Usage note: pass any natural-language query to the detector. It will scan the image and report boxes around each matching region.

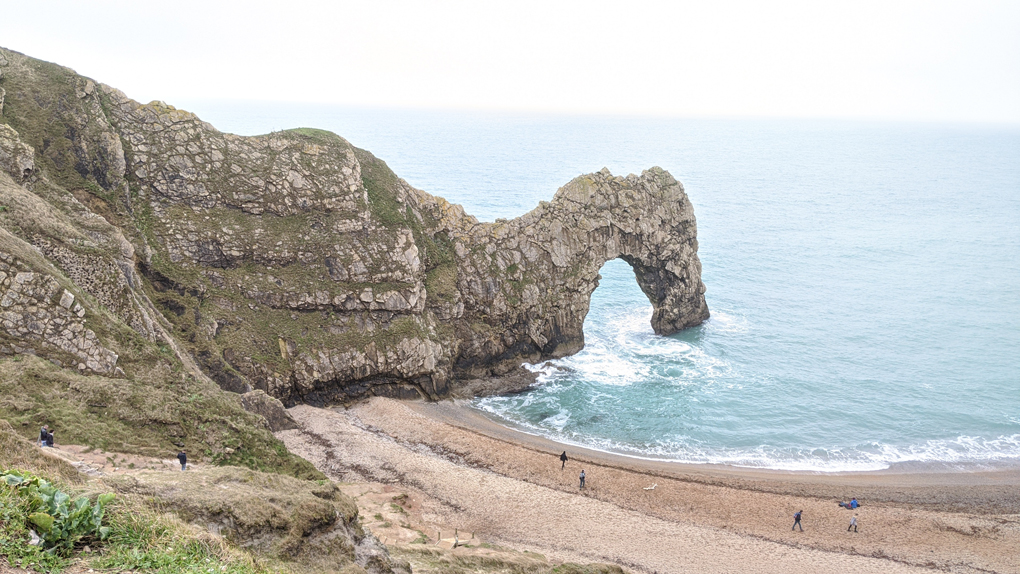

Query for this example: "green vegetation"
[0,422,260,573]
[0,420,382,574]
[1,470,113,553]
[358,151,407,228]
[0,481,258,574]
[282,127,347,145]
[0,469,255,574]
[0,50,111,195]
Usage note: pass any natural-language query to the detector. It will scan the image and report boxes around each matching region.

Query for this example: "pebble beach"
[278,397,1020,574]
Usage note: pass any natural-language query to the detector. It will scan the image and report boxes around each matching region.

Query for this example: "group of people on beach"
[561,451,587,489]
[561,449,863,534]
[793,498,861,533]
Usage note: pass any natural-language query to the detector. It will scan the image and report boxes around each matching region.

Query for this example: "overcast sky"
[3,0,1019,123]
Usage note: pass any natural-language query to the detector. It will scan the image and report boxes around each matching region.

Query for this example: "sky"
[2,0,1019,123]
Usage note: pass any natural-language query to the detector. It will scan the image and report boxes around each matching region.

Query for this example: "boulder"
[240,390,298,431]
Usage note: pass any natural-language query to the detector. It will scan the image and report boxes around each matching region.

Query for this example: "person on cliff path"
[792,510,803,531]
[560,451,568,470]
[848,515,858,532]
[39,425,49,447]
[579,469,586,489]
[177,451,187,471]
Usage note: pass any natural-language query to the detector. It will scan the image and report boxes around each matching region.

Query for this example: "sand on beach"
[277,397,1020,574]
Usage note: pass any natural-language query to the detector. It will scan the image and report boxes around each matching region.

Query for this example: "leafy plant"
[1,470,113,553]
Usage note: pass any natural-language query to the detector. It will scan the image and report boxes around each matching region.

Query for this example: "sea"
[180,101,1020,472]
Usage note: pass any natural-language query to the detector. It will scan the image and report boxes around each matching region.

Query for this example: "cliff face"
[0,46,708,409]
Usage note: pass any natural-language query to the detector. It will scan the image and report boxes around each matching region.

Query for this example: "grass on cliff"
[0,355,322,480]
[351,146,462,305]
[0,48,101,194]
[100,466,366,571]
[281,127,347,146]
[0,420,262,574]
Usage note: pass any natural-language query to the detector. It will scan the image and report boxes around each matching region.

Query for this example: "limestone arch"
[452,167,709,378]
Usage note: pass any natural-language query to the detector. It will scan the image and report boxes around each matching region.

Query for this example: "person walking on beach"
[848,515,858,532]
[792,510,803,531]
[579,469,586,489]
[177,450,187,471]
[560,451,568,470]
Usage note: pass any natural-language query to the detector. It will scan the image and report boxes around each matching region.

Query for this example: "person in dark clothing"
[39,425,49,447]
[792,510,803,531]
[560,451,568,470]
[579,469,586,489]
[45,430,54,448]
[177,451,187,471]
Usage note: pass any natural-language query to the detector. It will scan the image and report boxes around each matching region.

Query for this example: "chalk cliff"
[0,46,708,410]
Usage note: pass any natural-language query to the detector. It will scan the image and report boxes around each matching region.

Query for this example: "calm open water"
[182,101,1020,471]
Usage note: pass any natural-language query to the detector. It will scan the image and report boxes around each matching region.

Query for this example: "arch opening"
[581,258,657,349]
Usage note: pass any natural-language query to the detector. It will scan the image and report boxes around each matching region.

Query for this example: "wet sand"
[278,397,1020,574]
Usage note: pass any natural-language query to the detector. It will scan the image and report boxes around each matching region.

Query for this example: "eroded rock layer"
[0,46,708,406]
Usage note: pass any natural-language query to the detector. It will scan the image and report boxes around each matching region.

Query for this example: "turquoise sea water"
[183,101,1020,471]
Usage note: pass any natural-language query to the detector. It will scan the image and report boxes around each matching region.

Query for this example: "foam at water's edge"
[472,399,1020,472]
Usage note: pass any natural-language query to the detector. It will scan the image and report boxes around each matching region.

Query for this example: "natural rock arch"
[0,46,711,408]
[436,167,710,380]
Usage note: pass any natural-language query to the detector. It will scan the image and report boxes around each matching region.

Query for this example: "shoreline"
[416,399,1020,494]
[279,397,1020,573]
[467,398,1020,478]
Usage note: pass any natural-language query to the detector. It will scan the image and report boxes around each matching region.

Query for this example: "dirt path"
[277,399,1020,574]
[38,444,189,477]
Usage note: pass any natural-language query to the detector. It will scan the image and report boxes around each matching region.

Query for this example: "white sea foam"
[704,309,751,334]
[542,409,572,432]
[532,302,734,391]
[470,403,1020,472]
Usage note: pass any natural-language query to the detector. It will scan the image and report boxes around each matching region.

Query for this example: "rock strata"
[0,46,708,407]
[0,251,119,374]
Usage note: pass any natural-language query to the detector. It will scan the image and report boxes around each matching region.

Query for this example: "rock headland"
[0,45,708,409]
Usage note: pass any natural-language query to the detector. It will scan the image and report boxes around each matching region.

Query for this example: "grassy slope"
[0,355,319,478]
[0,420,263,574]
[0,47,320,479]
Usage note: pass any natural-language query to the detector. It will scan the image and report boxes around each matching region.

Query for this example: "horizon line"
[166,97,1020,130]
